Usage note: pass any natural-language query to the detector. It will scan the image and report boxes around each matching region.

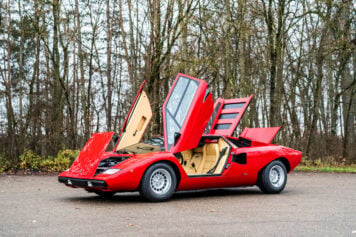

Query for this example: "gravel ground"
[0,172,355,237]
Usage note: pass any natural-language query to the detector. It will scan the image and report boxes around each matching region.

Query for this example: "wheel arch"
[139,160,181,191]
[257,157,290,185]
[276,157,291,172]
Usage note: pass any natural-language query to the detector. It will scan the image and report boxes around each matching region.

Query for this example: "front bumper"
[58,177,107,189]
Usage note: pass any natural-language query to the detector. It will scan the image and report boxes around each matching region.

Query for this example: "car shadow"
[173,187,262,200]
[59,187,266,204]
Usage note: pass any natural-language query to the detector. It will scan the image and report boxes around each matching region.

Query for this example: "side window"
[165,76,199,150]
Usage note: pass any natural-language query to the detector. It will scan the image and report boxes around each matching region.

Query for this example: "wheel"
[139,163,177,202]
[258,160,287,194]
[93,191,116,197]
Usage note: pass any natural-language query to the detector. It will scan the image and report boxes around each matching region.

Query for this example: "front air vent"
[95,157,128,176]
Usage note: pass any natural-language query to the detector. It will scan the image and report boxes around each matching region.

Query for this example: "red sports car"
[58,73,302,201]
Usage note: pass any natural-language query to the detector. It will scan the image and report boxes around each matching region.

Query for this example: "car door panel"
[163,74,214,153]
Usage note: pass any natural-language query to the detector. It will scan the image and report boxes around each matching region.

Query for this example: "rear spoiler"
[239,127,281,144]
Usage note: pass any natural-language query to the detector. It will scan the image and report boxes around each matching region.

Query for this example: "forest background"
[0,0,355,171]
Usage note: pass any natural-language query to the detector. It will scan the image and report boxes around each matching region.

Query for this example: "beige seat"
[181,150,194,174]
[213,138,229,174]
[181,147,204,175]
[181,150,192,163]
[198,143,220,174]
[180,139,229,175]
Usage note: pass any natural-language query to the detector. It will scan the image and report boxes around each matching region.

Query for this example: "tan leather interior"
[215,138,230,173]
[180,138,230,175]
[122,142,161,154]
[116,91,152,150]
[199,143,219,173]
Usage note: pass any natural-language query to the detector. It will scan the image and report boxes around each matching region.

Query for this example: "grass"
[295,157,356,173]
[295,165,356,173]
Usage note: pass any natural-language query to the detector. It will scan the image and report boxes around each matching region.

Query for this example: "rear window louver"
[214,123,231,130]
[218,113,239,119]
[222,102,245,109]
[214,102,246,130]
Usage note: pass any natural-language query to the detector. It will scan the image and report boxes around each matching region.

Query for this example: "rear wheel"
[139,163,177,202]
[258,160,287,194]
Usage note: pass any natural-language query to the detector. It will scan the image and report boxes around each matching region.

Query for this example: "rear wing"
[239,127,281,144]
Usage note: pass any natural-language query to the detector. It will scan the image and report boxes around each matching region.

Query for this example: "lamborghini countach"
[58,73,302,201]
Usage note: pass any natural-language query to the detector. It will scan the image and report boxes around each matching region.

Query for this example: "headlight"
[103,168,121,175]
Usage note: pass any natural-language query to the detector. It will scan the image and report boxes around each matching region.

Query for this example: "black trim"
[232,153,247,164]
[198,135,221,139]
[58,177,107,188]
[203,90,210,102]
[228,137,251,147]
[187,174,221,178]
[174,132,181,145]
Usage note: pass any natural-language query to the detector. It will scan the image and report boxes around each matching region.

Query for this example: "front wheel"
[258,160,287,194]
[139,163,177,202]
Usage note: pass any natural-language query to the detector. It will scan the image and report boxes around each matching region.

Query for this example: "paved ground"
[0,172,355,237]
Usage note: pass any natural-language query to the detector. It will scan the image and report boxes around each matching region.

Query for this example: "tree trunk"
[75,0,90,140]
[4,0,17,161]
[106,0,113,131]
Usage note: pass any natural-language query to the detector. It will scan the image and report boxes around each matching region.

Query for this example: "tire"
[258,160,287,194]
[93,191,116,197]
[139,163,177,202]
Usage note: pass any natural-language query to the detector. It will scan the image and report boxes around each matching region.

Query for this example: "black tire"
[258,160,287,194]
[93,191,116,197]
[139,163,177,202]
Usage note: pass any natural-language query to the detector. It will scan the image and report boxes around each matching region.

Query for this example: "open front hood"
[67,132,114,178]
[163,74,214,153]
